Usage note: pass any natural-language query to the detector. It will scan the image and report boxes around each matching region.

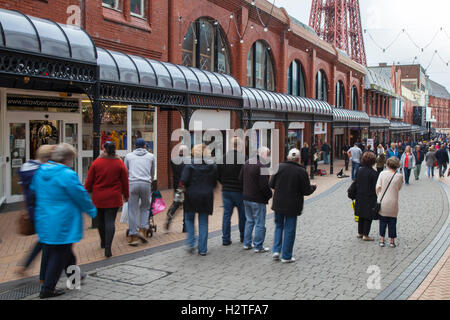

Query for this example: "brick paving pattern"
[16,164,449,300]
[0,161,348,284]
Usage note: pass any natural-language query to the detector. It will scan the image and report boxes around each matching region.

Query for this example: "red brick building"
[0,0,368,204]
[427,79,450,133]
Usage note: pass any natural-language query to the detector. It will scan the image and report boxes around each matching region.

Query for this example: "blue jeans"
[379,216,397,238]
[222,191,246,244]
[427,166,434,178]
[323,152,329,164]
[243,201,267,250]
[272,214,298,260]
[352,161,360,181]
[404,167,411,184]
[185,212,209,254]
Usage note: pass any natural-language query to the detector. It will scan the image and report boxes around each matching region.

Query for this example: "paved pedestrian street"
[16,171,450,300]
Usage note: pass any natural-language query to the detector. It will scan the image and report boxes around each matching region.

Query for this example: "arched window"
[335,80,345,108]
[315,70,328,101]
[351,86,358,110]
[182,18,231,74]
[247,41,275,91]
[288,60,306,97]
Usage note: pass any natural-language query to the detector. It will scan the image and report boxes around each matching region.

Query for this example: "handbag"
[347,180,357,200]
[120,202,129,224]
[17,211,35,236]
[374,171,397,217]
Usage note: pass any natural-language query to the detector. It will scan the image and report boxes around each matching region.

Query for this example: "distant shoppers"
[343,143,350,171]
[376,157,403,248]
[400,146,416,185]
[85,141,129,257]
[239,147,273,253]
[31,143,97,299]
[17,145,55,277]
[170,145,190,232]
[354,152,378,241]
[413,145,425,180]
[181,144,218,256]
[217,137,246,245]
[425,146,437,178]
[386,143,399,159]
[397,142,404,161]
[376,153,386,176]
[124,138,155,246]
[376,144,385,156]
[301,143,309,168]
[348,143,363,181]
[269,148,316,263]
[321,142,330,164]
[312,145,321,173]
[436,145,449,178]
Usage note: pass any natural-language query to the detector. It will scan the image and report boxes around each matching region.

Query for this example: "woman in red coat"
[85,141,129,257]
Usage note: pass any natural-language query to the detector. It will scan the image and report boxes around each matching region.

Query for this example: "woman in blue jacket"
[31,143,96,299]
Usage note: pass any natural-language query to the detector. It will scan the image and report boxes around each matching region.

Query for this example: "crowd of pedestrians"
[14,132,448,299]
[348,137,449,248]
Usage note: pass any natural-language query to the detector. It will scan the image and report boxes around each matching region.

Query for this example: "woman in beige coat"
[376,157,403,247]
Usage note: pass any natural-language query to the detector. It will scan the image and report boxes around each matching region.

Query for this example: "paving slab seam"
[375,182,450,300]
[0,178,352,298]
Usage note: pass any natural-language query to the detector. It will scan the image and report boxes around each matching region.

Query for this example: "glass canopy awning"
[0,8,97,87]
[332,108,370,128]
[369,116,391,128]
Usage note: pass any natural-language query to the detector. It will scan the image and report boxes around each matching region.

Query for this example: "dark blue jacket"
[436,149,449,164]
[18,160,41,221]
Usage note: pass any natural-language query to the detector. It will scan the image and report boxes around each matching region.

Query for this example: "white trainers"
[243,245,253,250]
[281,257,296,263]
[254,247,269,253]
[272,252,280,260]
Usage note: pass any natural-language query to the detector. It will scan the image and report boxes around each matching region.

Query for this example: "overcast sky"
[275,0,450,90]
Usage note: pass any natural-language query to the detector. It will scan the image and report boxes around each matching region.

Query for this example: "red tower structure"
[309,0,367,66]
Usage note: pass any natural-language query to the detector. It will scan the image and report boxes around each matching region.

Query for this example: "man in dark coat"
[217,137,246,245]
[321,142,330,164]
[269,148,316,263]
[413,145,425,180]
[436,146,449,177]
[355,152,378,241]
[239,147,272,253]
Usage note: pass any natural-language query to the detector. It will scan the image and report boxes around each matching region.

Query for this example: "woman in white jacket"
[400,146,415,185]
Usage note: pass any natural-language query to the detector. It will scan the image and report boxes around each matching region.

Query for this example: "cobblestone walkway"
[18,170,448,300]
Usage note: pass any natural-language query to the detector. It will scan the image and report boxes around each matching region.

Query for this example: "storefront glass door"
[6,113,81,203]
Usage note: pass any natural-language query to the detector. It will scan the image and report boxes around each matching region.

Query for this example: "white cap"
[287,148,300,160]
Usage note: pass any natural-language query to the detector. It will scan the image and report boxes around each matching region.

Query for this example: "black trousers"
[358,217,372,236]
[97,208,119,249]
[41,244,75,294]
[379,216,397,238]
[23,241,43,268]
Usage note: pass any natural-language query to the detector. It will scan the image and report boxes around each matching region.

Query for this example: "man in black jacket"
[436,146,449,177]
[413,145,425,180]
[269,148,316,263]
[217,138,246,245]
[239,146,272,253]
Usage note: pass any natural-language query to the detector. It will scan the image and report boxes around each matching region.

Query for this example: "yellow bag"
[352,201,359,222]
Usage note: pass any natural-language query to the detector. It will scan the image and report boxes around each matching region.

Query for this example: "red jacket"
[85,155,129,209]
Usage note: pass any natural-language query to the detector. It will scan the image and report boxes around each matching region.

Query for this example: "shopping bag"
[352,201,359,222]
[152,197,167,215]
[120,202,129,224]
[17,211,35,236]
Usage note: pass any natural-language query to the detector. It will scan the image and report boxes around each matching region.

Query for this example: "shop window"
[102,0,121,10]
[351,86,358,111]
[247,41,275,91]
[315,70,328,102]
[182,18,231,74]
[82,102,127,151]
[288,60,306,97]
[335,81,345,108]
[130,0,145,18]
[131,108,155,153]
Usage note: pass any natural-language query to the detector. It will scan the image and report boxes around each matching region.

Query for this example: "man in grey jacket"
[124,138,155,246]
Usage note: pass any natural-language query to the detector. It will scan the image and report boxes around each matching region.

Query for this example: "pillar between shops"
[310,120,315,179]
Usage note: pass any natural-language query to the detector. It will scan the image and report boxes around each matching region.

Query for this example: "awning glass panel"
[190,68,212,93]
[28,16,70,58]
[129,55,157,87]
[109,51,139,84]
[0,9,39,53]
[57,23,96,62]
[162,62,187,90]
[177,65,200,92]
[97,47,119,82]
[147,60,172,88]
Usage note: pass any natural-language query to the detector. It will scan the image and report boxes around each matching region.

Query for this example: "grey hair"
[258,146,270,159]
[51,143,77,164]
[287,148,301,161]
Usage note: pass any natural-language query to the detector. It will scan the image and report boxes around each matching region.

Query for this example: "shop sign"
[7,96,79,110]
[314,122,327,134]
[334,128,344,135]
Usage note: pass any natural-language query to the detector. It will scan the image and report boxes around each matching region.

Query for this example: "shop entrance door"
[5,112,81,203]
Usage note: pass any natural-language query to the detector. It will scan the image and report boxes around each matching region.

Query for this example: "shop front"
[0,9,97,204]
[390,121,412,143]
[287,122,305,150]
[369,116,390,147]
